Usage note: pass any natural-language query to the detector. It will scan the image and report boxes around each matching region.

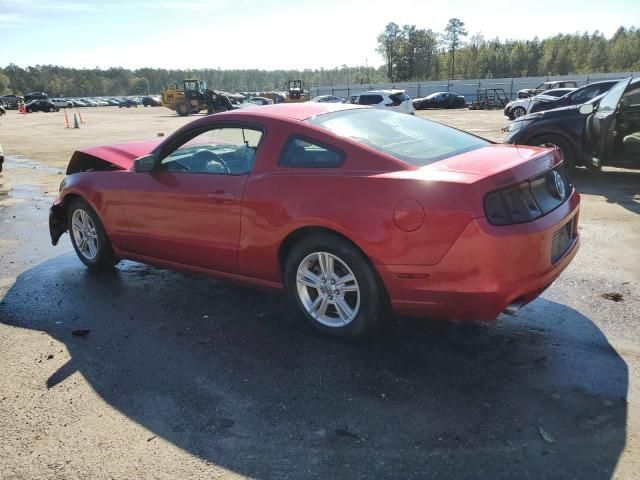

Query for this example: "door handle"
[208,191,235,202]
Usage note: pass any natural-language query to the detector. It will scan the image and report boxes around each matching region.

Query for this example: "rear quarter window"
[389,92,410,103]
[278,136,344,168]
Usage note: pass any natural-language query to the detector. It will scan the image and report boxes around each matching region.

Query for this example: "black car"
[141,95,161,107]
[413,92,465,109]
[0,94,24,109]
[118,98,140,108]
[24,92,48,102]
[25,99,59,113]
[505,78,640,170]
[529,80,620,114]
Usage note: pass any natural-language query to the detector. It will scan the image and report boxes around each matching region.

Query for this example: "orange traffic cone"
[64,109,70,128]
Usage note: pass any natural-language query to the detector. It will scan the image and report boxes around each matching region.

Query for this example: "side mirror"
[579,104,594,115]
[133,154,156,172]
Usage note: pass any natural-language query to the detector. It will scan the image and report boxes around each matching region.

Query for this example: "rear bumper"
[377,190,580,321]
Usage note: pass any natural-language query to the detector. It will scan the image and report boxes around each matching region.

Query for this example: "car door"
[587,78,632,163]
[120,125,263,273]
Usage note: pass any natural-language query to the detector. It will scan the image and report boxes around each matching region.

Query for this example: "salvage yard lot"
[1,107,639,479]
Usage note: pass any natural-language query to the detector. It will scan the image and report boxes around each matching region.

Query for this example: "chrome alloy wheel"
[71,209,98,260]
[296,252,360,327]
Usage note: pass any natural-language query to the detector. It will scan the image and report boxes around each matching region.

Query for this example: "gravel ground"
[0,106,638,479]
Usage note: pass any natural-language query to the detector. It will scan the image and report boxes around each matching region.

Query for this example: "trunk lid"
[424,144,561,188]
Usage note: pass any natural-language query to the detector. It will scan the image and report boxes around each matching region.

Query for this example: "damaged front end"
[49,200,67,246]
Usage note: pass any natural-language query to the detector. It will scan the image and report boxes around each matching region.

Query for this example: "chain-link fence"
[310,71,640,103]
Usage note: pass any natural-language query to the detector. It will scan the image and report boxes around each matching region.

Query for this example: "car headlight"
[507,119,533,132]
[59,177,68,192]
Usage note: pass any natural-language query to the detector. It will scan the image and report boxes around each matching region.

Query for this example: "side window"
[278,136,344,168]
[359,94,383,105]
[160,127,263,175]
[570,86,600,103]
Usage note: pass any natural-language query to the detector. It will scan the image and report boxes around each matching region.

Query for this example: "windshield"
[308,109,489,167]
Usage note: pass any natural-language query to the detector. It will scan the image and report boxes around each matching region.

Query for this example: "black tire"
[512,106,526,118]
[67,198,118,270]
[532,134,576,169]
[175,101,191,116]
[284,233,385,338]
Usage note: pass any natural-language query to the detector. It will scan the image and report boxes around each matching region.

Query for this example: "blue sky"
[0,0,637,70]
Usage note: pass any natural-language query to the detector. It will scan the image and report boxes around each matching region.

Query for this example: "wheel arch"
[527,131,580,166]
[278,226,386,286]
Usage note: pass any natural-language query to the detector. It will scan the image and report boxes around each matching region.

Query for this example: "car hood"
[76,139,163,170]
[519,103,582,121]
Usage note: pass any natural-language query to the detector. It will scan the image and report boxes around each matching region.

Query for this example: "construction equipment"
[285,80,306,103]
[468,89,509,110]
[161,79,207,116]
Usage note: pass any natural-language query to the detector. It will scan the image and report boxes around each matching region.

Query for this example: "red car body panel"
[52,103,580,320]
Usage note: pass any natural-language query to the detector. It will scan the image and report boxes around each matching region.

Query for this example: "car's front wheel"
[534,134,575,169]
[512,106,526,118]
[285,234,385,338]
[68,198,118,269]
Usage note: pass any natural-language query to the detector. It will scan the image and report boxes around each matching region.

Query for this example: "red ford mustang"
[50,103,580,337]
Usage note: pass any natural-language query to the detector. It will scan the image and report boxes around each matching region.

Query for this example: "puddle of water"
[4,155,63,174]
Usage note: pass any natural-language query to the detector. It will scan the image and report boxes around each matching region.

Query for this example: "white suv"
[345,89,414,114]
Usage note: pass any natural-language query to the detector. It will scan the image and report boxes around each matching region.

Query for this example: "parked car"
[141,95,162,107]
[413,92,466,109]
[25,99,59,113]
[0,94,24,109]
[80,98,98,107]
[504,88,575,119]
[71,99,87,107]
[529,80,620,114]
[310,95,344,103]
[251,96,272,106]
[118,98,139,108]
[106,98,121,106]
[50,98,73,109]
[93,98,109,106]
[49,103,579,338]
[518,80,578,99]
[24,92,48,102]
[345,90,414,114]
[505,78,639,170]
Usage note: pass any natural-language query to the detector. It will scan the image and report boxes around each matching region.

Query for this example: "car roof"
[362,89,404,95]
[197,102,366,123]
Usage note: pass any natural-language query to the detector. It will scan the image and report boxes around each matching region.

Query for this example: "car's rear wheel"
[512,106,526,118]
[285,234,385,338]
[68,198,118,270]
[533,134,575,169]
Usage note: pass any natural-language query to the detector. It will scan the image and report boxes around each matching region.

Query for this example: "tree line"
[0,65,386,97]
[1,24,639,97]
[378,22,640,81]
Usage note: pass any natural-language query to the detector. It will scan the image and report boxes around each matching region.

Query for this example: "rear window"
[308,108,489,167]
[389,92,410,103]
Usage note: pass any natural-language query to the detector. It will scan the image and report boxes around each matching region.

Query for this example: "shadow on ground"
[572,168,640,214]
[0,254,628,479]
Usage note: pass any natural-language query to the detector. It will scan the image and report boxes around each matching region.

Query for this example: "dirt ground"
[0,106,639,479]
